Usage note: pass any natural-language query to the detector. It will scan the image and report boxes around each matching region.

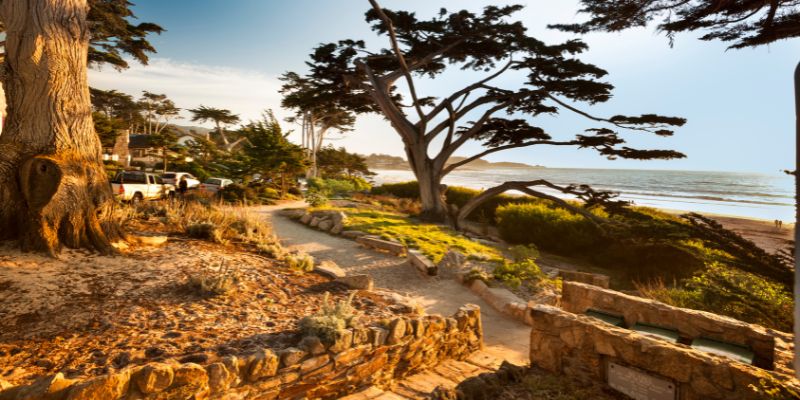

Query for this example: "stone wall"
[557,270,609,289]
[529,305,792,400]
[561,281,776,368]
[0,306,483,400]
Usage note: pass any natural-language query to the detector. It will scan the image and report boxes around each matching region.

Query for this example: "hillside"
[363,153,544,171]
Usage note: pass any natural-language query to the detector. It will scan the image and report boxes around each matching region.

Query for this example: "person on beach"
[774,219,783,229]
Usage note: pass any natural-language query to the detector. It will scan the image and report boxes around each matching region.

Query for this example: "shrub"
[188,261,240,296]
[305,192,329,207]
[496,203,600,253]
[286,253,315,273]
[186,222,225,243]
[371,181,420,198]
[218,183,253,203]
[637,263,793,331]
[258,243,285,260]
[308,177,371,197]
[508,244,540,263]
[287,187,302,196]
[298,292,360,344]
[463,267,493,285]
[493,259,543,289]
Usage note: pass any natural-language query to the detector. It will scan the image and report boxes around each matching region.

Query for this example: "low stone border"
[355,235,407,257]
[407,250,437,276]
[529,304,797,400]
[459,277,533,326]
[556,269,610,289]
[0,306,484,400]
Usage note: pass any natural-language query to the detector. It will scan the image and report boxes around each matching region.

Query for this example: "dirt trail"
[254,202,530,365]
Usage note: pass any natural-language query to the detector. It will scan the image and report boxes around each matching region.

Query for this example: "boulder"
[309,217,322,227]
[328,329,354,353]
[279,347,307,367]
[299,213,312,224]
[299,336,327,355]
[408,250,437,276]
[247,349,279,382]
[335,274,374,290]
[315,260,346,279]
[330,222,344,235]
[172,363,208,388]
[317,219,333,231]
[438,250,466,271]
[357,235,406,256]
[341,230,367,239]
[133,363,174,394]
[66,371,130,400]
[205,363,235,393]
[386,318,407,344]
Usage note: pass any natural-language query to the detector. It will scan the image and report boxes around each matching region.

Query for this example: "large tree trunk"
[407,145,447,222]
[0,0,121,256]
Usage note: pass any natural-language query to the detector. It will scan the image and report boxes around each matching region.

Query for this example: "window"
[206,179,221,185]
[162,173,176,179]
[148,175,156,184]
[117,172,146,184]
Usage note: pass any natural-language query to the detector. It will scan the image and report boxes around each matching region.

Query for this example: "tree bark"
[0,0,121,256]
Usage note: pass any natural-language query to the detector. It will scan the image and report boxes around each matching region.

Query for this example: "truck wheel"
[131,192,144,206]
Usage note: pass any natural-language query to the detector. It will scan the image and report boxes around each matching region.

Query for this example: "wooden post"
[794,60,800,378]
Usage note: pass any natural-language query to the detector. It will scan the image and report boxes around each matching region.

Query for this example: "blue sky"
[88,0,800,174]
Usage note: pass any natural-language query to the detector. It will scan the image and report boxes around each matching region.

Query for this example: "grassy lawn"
[313,206,502,263]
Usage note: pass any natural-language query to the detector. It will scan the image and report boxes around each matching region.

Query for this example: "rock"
[407,250,437,276]
[299,213,312,224]
[329,329,354,353]
[66,371,130,400]
[299,355,331,374]
[387,318,407,344]
[330,222,344,235]
[299,336,327,355]
[341,230,367,239]
[317,219,333,231]
[369,327,389,347]
[329,211,347,226]
[133,363,174,394]
[11,373,75,400]
[335,274,374,290]
[309,217,323,227]
[356,235,406,256]
[437,249,466,271]
[247,349,279,381]
[279,347,307,367]
[315,260,346,279]
[173,363,208,388]
[557,270,610,289]
[205,363,234,393]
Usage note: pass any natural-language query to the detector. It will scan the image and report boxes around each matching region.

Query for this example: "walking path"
[253,202,530,366]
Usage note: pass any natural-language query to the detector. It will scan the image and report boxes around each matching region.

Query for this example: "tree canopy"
[189,105,242,149]
[316,146,373,178]
[87,0,164,69]
[550,0,800,49]
[300,1,686,221]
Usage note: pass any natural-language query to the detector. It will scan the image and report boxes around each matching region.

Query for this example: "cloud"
[88,58,286,127]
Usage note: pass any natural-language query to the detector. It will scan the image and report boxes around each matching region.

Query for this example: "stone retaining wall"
[557,270,609,288]
[529,305,791,400]
[561,281,776,368]
[0,306,483,400]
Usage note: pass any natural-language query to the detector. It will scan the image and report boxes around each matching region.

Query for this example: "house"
[102,130,163,168]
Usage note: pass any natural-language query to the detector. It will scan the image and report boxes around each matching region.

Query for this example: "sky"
[88,0,800,174]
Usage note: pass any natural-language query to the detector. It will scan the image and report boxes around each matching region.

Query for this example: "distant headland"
[363,153,545,171]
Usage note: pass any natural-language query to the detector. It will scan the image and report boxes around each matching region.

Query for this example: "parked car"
[161,172,200,189]
[199,178,234,194]
[111,171,175,203]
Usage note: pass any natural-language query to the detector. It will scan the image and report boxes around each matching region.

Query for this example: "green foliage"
[188,261,240,296]
[508,244,540,263]
[463,267,493,285]
[257,243,285,260]
[286,253,315,273]
[308,177,371,197]
[305,192,329,207]
[638,263,793,331]
[316,146,373,178]
[493,259,543,289]
[322,207,501,263]
[371,181,420,199]
[299,292,360,344]
[85,0,164,69]
[496,203,601,253]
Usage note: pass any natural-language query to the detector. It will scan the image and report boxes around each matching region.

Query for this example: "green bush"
[186,222,225,243]
[307,177,370,197]
[218,184,253,203]
[188,261,240,296]
[493,259,543,288]
[496,203,600,253]
[286,253,315,273]
[305,192,329,207]
[371,181,420,198]
[638,263,793,332]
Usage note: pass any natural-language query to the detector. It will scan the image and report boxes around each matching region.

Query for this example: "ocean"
[370,168,796,222]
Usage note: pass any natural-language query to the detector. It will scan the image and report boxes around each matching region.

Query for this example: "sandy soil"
[0,237,394,386]
[708,215,794,254]
[255,202,531,366]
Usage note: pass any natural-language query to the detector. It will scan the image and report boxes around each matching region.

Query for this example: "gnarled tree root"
[13,153,122,257]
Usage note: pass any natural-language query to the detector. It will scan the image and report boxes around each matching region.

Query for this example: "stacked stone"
[0,306,483,400]
[298,210,348,235]
[529,304,795,400]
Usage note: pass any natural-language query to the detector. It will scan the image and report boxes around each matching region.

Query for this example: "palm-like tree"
[188,105,241,149]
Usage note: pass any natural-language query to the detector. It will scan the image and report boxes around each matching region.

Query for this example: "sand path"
[253,202,530,365]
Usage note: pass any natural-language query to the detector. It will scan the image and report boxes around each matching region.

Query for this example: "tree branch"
[454,179,609,230]
[369,0,427,134]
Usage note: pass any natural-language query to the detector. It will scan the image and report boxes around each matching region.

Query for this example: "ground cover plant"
[311,206,502,263]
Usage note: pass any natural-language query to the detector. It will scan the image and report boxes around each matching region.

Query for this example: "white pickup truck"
[111,171,176,204]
